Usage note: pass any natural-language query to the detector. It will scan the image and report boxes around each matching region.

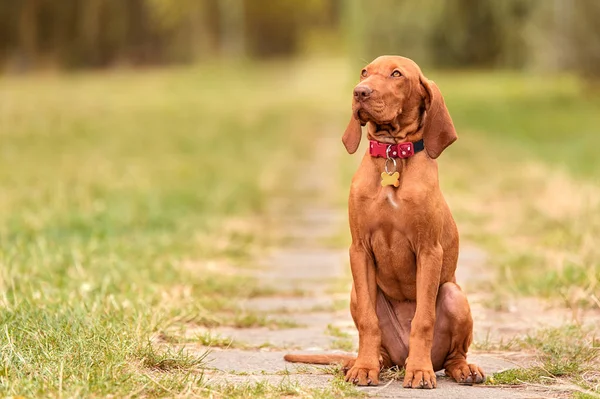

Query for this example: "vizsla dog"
[284,56,484,389]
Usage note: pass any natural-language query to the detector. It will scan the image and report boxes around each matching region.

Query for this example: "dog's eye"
[391,70,402,78]
[361,69,368,77]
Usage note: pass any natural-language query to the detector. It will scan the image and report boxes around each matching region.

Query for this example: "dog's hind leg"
[376,284,484,384]
[435,282,485,384]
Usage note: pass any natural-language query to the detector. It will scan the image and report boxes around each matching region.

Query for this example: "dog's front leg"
[403,244,443,389]
[345,244,381,386]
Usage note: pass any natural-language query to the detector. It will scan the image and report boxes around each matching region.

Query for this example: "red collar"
[369,139,425,158]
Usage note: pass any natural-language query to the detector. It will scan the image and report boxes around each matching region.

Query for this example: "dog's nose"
[353,85,372,101]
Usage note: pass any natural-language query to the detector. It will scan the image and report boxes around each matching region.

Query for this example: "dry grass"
[442,134,600,309]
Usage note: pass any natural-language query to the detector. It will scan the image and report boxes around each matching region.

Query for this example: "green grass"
[488,367,550,385]
[325,324,355,352]
[205,375,363,399]
[0,60,349,397]
[438,71,600,179]
[434,72,600,306]
[485,325,599,395]
[2,58,600,396]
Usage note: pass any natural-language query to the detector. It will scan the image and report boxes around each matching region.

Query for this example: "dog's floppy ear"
[419,76,457,159]
[342,115,362,154]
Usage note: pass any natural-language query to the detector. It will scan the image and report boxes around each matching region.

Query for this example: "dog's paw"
[403,363,436,389]
[446,362,485,385]
[344,363,380,386]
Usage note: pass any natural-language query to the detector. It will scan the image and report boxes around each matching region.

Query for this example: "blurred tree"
[342,0,365,66]
[357,0,442,65]
[146,0,214,62]
[351,0,533,69]
[431,0,503,68]
[18,0,39,70]
[490,0,535,69]
[0,0,598,80]
[244,0,332,57]
[218,0,245,58]
[568,0,600,80]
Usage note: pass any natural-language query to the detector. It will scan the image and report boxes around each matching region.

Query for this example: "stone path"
[171,135,592,398]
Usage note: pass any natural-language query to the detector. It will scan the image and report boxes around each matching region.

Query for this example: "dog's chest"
[358,187,421,299]
[359,186,418,231]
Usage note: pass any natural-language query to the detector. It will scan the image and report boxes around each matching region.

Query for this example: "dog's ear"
[342,115,363,154]
[419,76,457,159]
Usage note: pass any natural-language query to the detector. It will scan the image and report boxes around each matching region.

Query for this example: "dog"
[284,56,484,389]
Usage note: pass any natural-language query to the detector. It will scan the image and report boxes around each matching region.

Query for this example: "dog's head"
[342,56,457,159]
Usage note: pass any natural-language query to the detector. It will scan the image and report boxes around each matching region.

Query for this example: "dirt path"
[175,134,586,398]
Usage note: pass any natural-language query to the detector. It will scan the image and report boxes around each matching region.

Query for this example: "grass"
[440,74,600,308]
[1,57,600,396]
[488,367,551,385]
[325,324,355,352]
[380,366,405,381]
[485,325,599,395]
[204,375,363,399]
[439,97,600,306]
[140,344,209,372]
[438,72,600,179]
[434,71,600,307]
[0,59,349,397]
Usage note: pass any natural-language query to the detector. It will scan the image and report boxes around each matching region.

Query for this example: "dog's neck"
[364,108,429,190]
[365,104,424,144]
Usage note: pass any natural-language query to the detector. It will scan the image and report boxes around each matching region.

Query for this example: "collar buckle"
[369,139,423,159]
[397,142,414,158]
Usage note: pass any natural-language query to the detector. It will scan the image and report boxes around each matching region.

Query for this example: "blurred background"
[1,0,599,77]
[1,1,600,397]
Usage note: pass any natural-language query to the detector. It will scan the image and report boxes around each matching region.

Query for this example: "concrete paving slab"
[200,349,550,398]
[162,135,585,398]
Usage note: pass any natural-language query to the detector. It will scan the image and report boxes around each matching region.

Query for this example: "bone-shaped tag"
[381,171,400,187]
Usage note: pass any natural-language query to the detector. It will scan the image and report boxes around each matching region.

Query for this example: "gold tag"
[381,171,400,187]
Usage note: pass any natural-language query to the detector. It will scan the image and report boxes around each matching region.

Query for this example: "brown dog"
[284,56,485,389]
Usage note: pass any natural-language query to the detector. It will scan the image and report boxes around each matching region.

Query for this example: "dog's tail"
[283,353,355,365]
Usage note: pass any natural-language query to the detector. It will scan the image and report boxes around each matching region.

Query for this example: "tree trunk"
[18,0,38,70]
[218,0,245,59]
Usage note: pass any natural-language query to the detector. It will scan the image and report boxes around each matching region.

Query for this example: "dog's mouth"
[356,107,394,124]
[355,103,400,132]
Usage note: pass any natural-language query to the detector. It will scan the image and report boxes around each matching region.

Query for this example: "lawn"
[437,71,600,308]
[0,60,349,397]
[0,58,598,397]
[439,71,600,179]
